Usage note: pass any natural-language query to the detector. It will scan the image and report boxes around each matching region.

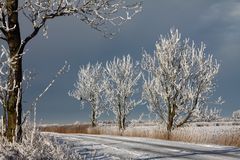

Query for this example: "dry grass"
[169,126,240,147]
[39,123,91,134]
[86,126,169,139]
[40,123,240,147]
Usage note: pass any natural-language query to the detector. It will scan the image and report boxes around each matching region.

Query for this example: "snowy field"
[46,132,240,160]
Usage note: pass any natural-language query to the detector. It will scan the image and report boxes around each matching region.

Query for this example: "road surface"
[48,133,240,160]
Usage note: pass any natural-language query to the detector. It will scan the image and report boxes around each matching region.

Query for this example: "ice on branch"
[0,45,17,102]
[104,55,142,131]
[18,0,142,39]
[32,61,70,108]
[141,29,220,133]
[69,62,105,127]
[196,106,222,122]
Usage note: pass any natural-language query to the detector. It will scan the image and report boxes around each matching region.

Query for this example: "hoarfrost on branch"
[141,29,220,132]
[104,55,142,130]
[69,62,105,127]
[0,0,142,44]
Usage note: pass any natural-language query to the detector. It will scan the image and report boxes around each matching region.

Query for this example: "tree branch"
[0,35,7,41]
[0,8,8,37]
[20,19,46,52]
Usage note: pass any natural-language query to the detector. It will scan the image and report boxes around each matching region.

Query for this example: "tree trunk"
[166,103,177,140]
[122,115,126,130]
[6,0,23,142]
[167,115,174,132]
[167,108,173,139]
[118,115,122,130]
[3,105,7,136]
[91,110,97,127]
[118,114,126,131]
[117,100,122,131]
[166,122,172,140]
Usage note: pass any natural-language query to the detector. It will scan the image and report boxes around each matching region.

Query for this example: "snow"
[45,132,240,160]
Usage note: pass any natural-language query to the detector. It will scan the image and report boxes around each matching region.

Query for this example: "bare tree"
[104,55,141,131]
[69,63,105,127]
[142,29,220,134]
[0,0,142,141]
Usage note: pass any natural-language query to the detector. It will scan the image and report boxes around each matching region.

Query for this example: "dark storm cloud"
[1,0,239,123]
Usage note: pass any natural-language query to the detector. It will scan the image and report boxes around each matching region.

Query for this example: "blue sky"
[1,0,240,124]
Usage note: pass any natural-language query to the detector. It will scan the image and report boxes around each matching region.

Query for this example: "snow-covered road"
[47,133,240,160]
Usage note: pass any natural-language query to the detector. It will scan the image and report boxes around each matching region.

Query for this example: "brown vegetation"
[39,124,91,134]
[39,124,240,147]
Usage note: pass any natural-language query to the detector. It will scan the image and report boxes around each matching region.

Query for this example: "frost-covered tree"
[232,109,240,120]
[0,45,16,135]
[197,106,222,122]
[104,55,141,131]
[69,63,105,127]
[0,0,142,141]
[0,45,35,136]
[142,29,220,133]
